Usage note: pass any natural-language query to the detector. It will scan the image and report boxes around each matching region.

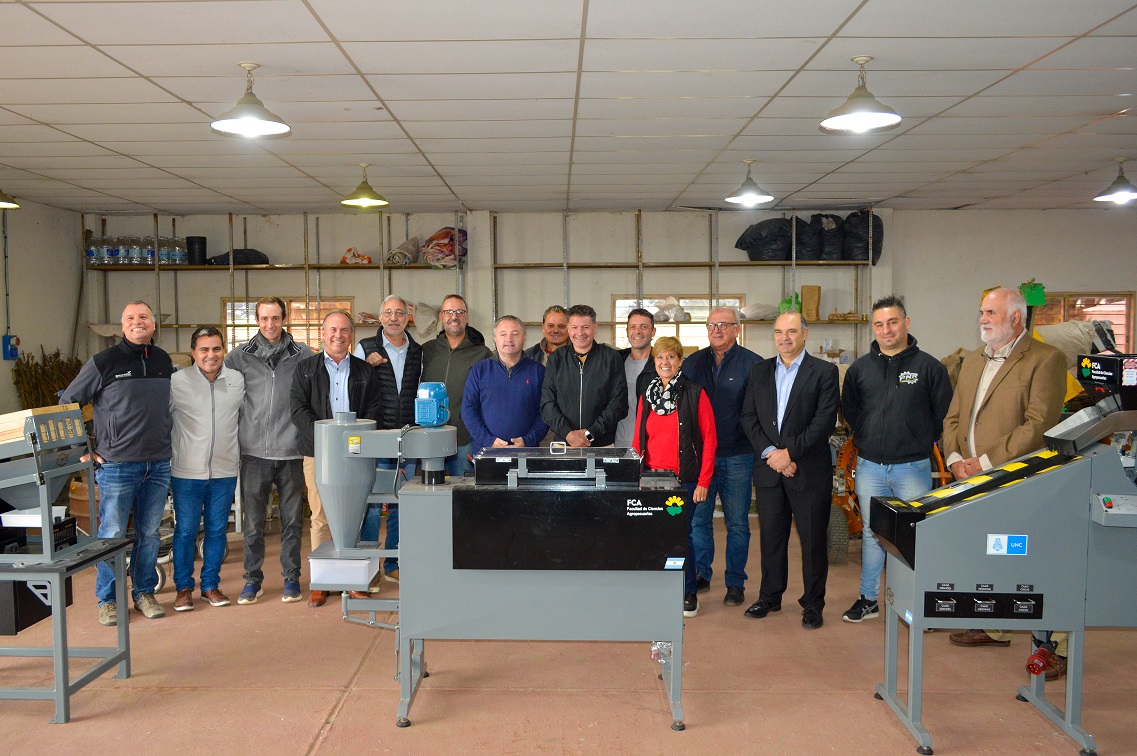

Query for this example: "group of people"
[64,286,1071,679]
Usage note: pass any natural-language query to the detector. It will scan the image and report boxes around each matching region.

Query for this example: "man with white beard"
[939,286,1068,679]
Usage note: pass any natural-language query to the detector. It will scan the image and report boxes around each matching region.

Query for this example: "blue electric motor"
[415,381,450,427]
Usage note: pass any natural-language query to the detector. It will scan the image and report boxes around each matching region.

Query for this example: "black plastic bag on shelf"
[207,248,270,265]
[811,213,845,260]
[795,216,821,261]
[842,210,883,264]
[735,218,791,261]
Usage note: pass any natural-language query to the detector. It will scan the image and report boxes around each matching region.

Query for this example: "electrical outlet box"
[1,335,19,360]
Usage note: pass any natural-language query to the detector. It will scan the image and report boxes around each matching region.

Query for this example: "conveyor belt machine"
[872,353,1137,755]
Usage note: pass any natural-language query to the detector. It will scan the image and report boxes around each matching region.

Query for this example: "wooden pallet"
[0,404,82,444]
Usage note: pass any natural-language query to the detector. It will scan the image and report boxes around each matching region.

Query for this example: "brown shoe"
[201,589,231,607]
[174,588,194,612]
[1045,654,1068,682]
[949,629,1011,647]
[307,590,329,607]
[347,591,370,599]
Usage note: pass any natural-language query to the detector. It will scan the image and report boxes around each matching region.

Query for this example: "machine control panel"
[1091,493,1137,528]
[923,591,1044,620]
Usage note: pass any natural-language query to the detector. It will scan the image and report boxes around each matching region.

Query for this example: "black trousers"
[755,479,831,612]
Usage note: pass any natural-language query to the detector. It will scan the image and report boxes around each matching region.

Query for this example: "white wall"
[0,201,83,412]
[892,210,1137,360]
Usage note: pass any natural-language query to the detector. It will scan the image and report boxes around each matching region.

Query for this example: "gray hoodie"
[224,332,313,459]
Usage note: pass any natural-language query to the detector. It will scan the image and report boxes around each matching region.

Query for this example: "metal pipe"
[635,209,643,307]
[303,212,310,346]
[315,216,321,328]
[490,211,498,322]
[561,210,569,306]
[3,210,10,337]
[228,213,235,340]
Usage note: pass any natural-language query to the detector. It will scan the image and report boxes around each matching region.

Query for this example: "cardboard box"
[801,285,821,322]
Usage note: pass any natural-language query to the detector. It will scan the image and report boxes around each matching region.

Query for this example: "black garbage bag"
[811,213,845,260]
[795,216,821,261]
[736,218,791,261]
[208,248,271,265]
[843,210,883,264]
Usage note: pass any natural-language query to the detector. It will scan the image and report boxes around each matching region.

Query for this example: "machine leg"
[661,634,684,730]
[396,636,425,727]
[48,576,69,724]
[1015,630,1096,754]
[875,609,934,754]
[114,548,131,679]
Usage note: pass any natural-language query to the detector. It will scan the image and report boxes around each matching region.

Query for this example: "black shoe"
[696,576,711,594]
[802,608,824,629]
[723,586,745,606]
[842,596,880,623]
[744,599,781,618]
[683,593,698,618]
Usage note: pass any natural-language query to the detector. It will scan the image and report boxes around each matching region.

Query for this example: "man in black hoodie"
[840,295,952,623]
[62,301,173,626]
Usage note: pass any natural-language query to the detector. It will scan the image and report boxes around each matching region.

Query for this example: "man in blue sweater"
[464,315,548,450]
[683,306,763,607]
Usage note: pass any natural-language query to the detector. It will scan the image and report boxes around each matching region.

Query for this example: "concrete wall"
[2,204,1132,414]
[0,201,83,412]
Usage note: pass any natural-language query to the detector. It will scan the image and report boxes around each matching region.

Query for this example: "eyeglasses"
[706,322,738,331]
[381,310,407,318]
[441,309,468,316]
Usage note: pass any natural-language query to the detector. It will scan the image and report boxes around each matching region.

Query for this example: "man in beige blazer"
[941,286,1068,678]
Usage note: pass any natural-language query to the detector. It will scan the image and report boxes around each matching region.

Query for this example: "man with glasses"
[522,305,569,367]
[354,294,422,582]
[421,294,492,476]
[614,308,657,448]
[541,303,627,448]
[683,307,762,607]
[225,296,313,606]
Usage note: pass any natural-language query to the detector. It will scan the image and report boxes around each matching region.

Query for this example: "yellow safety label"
[1001,461,1028,471]
[348,435,362,454]
[1036,449,1059,459]
[928,506,951,514]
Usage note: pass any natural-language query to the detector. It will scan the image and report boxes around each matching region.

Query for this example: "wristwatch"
[583,430,594,443]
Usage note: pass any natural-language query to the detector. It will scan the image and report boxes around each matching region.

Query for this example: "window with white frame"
[612,296,744,352]
[222,297,354,351]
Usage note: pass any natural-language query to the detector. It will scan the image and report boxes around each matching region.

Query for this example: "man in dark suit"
[740,311,840,629]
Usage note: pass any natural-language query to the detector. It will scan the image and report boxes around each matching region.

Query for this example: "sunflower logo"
[1080,356,1093,379]
[665,495,684,516]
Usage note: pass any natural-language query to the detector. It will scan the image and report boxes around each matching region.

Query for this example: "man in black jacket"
[291,310,384,606]
[840,296,952,623]
[740,311,840,629]
[353,294,422,580]
[541,304,628,447]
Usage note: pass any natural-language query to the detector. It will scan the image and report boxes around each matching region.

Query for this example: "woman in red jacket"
[632,336,717,618]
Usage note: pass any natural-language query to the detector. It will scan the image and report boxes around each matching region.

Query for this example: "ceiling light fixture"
[819,56,902,135]
[725,160,774,207]
[1093,158,1137,205]
[0,190,19,209]
[341,163,389,208]
[210,62,291,139]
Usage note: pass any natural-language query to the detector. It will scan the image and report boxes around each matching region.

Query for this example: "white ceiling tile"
[366,73,578,101]
[583,38,823,72]
[260,139,420,156]
[572,163,708,175]
[983,69,1137,96]
[284,121,409,140]
[34,1,329,45]
[946,94,1133,118]
[0,124,82,142]
[572,150,720,164]
[9,102,209,125]
[859,148,1016,162]
[416,137,572,153]
[430,151,570,166]
[577,98,766,119]
[343,41,580,75]
[580,71,792,98]
[407,120,572,139]
[586,0,860,37]
[309,0,583,41]
[1032,37,1137,70]
[391,99,575,121]
[575,118,747,138]
[878,133,1047,150]
[1091,9,1137,35]
[1074,114,1137,134]
[160,75,376,105]
[274,101,391,122]
[0,77,177,104]
[781,69,1009,98]
[573,135,732,152]
[913,116,1095,135]
[760,95,966,119]
[809,37,1069,71]
[839,0,1136,36]
[61,123,216,142]
[0,46,139,78]
[0,4,85,45]
[102,43,353,78]
[731,134,886,151]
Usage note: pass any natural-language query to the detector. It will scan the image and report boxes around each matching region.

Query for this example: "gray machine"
[311,414,688,731]
[871,353,1137,755]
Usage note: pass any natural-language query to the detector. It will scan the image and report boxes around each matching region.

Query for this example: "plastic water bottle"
[104,237,122,265]
[144,237,156,265]
[158,237,173,266]
[85,236,100,267]
[173,237,188,265]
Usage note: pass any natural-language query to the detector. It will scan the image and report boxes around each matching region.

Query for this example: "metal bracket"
[27,581,52,607]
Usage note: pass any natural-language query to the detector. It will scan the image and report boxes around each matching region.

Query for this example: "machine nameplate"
[1017,584,1034,592]
[937,582,954,590]
[976,583,994,591]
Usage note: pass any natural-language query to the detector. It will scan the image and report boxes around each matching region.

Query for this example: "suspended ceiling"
[0,0,1134,215]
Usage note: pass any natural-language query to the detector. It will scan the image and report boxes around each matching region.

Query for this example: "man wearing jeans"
[683,306,762,607]
[61,301,173,625]
[224,296,313,606]
[840,296,952,623]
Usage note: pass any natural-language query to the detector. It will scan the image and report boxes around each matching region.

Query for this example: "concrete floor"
[2,518,1136,755]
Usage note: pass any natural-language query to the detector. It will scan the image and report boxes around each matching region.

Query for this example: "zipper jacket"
[841,335,953,465]
[684,342,763,457]
[61,338,173,462]
[224,332,314,459]
[169,364,245,480]
[540,341,628,447]
[421,327,493,446]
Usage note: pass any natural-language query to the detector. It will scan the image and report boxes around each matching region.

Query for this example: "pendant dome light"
[0,190,19,209]
[341,163,389,208]
[820,56,902,135]
[725,160,774,207]
[210,62,291,139]
[1093,159,1137,205]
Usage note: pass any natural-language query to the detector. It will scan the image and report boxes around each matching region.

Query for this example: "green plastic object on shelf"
[778,293,802,313]
[1019,278,1047,307]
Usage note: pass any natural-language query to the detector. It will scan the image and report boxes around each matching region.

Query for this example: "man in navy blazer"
[740,311,840,629]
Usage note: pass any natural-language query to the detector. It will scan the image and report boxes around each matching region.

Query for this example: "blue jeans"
[855,457,933,600]
[694,452,754,588]
[445,442,474,477]
[171,476,237,593]
[361,459,415,571]
[94,459,171,604]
